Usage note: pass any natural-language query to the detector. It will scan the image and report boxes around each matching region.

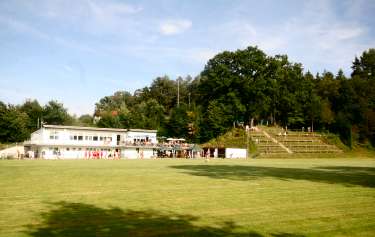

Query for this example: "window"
[93,136,98,141]
[74,135,78,140]
[66,148,70,151]
[49,131,59,140]
[78,136,83,140]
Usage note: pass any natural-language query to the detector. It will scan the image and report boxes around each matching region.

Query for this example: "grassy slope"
[202,128,248,148]
[0,158,374,237]
[202,127,375,158]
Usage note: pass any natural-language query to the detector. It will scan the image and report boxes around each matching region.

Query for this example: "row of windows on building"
[48,131,113,142]
[69,135,113,142]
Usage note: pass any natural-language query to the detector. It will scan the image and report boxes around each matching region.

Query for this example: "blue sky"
[0,0,374,115]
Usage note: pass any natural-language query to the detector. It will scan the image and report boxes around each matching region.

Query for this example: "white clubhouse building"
[24,125,158,159]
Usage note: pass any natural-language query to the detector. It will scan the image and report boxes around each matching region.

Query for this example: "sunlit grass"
[0,158,374,236]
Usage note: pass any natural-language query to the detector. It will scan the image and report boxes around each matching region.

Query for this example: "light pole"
[188,92,191,109]
[177,78,180,108]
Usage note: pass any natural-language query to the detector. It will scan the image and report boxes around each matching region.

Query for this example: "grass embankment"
[202,128,249,148]
[202,127,375,158]
[0,158,374,237]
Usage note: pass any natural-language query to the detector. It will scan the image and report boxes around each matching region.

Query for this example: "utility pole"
[188,92,191,109]
[177,78,180,107]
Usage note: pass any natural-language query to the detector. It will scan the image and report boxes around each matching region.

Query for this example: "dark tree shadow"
[271,234,305,237]
[24,202,264,237]
[170,165,375,188]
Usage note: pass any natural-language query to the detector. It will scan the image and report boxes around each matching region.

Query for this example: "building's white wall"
[40,147,56,159]
[34,128,157,147]
[30,130,42,144]
[142,149,154,159]
[38,129,124,147]
[121,148,155,159]
[0,145,24,158]
[123,148,138,159]
[28,127,157,159]
[60,148,85,159]
[225,148,247,158]
[39,146,116,159]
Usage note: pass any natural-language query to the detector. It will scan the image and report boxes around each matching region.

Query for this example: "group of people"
[157,148,195,158]
[124,139,155,146]
[84,150,120,159]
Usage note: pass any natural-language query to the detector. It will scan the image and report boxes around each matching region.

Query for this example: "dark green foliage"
[0,47,374,147]
[0,100,73,143]
[19,99,43,133]
[0,104,29,142]
[96,111,122,128]
[94,76,192,136]
[76,114,94,127]
[42,101,73,125]
[194,47,375,146]
[165,104,189,138]
[352,48,375,81]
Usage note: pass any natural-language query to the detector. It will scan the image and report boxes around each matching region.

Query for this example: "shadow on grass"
[25,201,265,237]
[170,165,375,188]
[271,234,305,237]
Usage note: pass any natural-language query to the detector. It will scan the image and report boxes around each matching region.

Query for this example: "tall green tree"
[0,103,30,142]
[43,101,72,125]
[352,48,375,81]
[77,114,94,127]
[19,99,43,132]
[165,104,189,138]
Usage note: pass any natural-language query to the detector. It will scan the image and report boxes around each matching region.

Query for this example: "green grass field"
[0,158,374,237]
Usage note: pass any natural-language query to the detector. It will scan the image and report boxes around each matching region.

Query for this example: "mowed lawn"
[0,158,374,237]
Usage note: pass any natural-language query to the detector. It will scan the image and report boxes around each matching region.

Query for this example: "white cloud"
[63,65,74,72]
[18,0,143,35]
[0,15,97,54]
[331,26,364,41]
[96,1,143,15]
[205,20,288,55]
[159,19,192,35]
[207,0,370,74]
[39,0,143,19]
[86,0,142,24]
[0,15,50,40]
[123,45,217,65]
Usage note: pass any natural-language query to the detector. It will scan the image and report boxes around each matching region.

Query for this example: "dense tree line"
[0,100,93,143]
[196,47,375,147]
[94,47,375,147]
[1,46,374,148]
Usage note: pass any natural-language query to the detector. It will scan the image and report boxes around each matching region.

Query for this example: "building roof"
[42,125,157,133]
[128,129,158,133]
